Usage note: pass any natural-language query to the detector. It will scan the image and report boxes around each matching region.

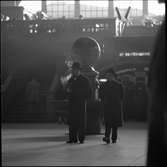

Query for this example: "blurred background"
[1,0,165,124]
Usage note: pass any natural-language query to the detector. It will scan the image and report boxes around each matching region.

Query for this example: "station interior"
[1,0,166,166]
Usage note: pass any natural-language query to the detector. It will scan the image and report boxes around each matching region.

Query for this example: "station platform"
[2,122,148,166]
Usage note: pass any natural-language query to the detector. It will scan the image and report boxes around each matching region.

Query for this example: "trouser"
[69,123,85,142]
[27,102,38,113]
[105,123,118,141]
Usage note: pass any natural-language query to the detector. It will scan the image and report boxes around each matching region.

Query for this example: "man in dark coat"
[66,62,92,144]
[99,68,124,144]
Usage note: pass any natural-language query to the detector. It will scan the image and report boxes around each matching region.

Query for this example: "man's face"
[72,68,80,76]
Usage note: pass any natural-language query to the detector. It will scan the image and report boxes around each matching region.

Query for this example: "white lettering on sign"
[119,52,151,57]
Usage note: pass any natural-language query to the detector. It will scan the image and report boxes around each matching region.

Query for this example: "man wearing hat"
[99,68,124,144]
[66,62,92,144]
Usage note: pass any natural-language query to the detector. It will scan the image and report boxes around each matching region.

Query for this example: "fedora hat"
[72,62,81,70]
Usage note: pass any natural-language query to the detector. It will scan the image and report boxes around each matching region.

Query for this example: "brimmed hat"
[72,62,81,70]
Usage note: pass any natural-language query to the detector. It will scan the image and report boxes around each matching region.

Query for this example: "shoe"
[79,140,84,144]
[103,137,110,144]
[112,140,116,144]
[73,140,78,144]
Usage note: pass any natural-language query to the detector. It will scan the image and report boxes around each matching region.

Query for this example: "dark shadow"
[101,143,112,146]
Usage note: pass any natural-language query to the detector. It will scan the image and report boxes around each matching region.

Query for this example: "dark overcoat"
[99,80,124,127]
[66,74,92,126]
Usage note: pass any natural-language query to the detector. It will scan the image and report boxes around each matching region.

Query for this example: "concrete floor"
[2,122,148,166]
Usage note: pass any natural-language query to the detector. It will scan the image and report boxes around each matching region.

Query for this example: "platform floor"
[2,122,148,166]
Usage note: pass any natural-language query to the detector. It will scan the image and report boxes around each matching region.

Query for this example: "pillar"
[71,37,102,134]
[41,0,47,13]
[75,0,80,18]
[108,0,114,18]
[15,1,22,6]
[143,0,148,16]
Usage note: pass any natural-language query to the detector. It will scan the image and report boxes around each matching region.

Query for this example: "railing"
[122,25,160,36]
[1,18,160,39]
[1,18,119,36]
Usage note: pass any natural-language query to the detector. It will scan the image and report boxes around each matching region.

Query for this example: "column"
[108,0,114,18]
[15,1,22,6]
[71,37,102,134]
[41,0,47,13]
[75,0,80,18]
[143,0,148,16]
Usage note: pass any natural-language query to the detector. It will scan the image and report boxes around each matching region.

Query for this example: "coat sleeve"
[65,78,72,99]
[99,83,105,100]
[82,78,92,100]
[119,83,124,101]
